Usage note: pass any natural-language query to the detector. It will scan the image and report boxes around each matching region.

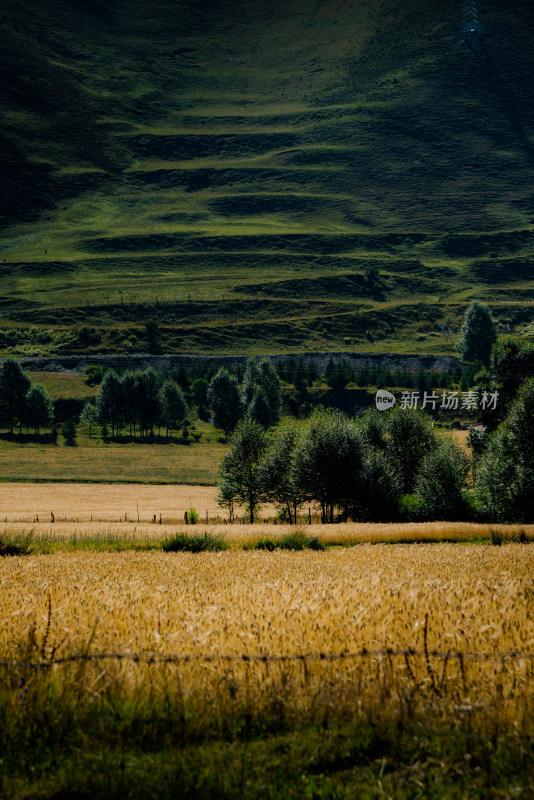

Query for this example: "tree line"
[219,368,534,525]
[85,368,188,438]
[218,406,471,524]
[217,302,534,524]
[0,359,54,434]
[83,357,283,439]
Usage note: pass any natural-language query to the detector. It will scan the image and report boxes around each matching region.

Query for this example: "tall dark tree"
[476,377,534,522]
[292,408,363,523]
[96,370,124,437]
[191,378,209,407]
[159,381,187,437]
[359,449,402,522]
[120,370,138,436]
[258,425,304,524]
[0,359,31,433]
[62,419,77,446]
[135,368,161,436]
[415,439,469,520]
[80,401,99,438]
[456,300,497,366]
[241,357,260,410]
[218,418,268,523]
[241,357,281,428]
[207,368,242,438]
[246,388,272,428]
[384,408,438,494]
[23,384,54,434]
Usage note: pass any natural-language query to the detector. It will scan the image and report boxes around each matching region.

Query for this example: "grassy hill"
[1,0,534,356]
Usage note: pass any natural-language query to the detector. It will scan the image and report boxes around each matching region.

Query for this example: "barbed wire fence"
[2,646,534,672]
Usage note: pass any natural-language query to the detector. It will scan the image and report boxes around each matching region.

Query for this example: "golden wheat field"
[0,482,229,523]
[1,482,533,547]
[2,546,533,732]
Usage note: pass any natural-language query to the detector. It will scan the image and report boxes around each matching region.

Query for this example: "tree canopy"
[456,300,497,366]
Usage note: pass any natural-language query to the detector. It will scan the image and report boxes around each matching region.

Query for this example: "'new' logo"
[375,389,396,411]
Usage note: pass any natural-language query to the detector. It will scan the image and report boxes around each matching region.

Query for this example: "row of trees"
[219,371,534,524]
[85,368,188,438]
[0,359,53,434]
[218,407,470,524]
[83,357,282,439]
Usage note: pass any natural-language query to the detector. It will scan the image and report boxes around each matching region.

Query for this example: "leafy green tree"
[359,449,402,521]
[80,401,99,438]
[246,387,272,428]
[120,370,138,436]
[62,419,77,446]
[96,370,124,437]
[478,337,534,429]
[241,357,260,409]
[217,476,239,523]
[415,439,469,520]
[134,368,161,436]
[384,408,438,494]
[456,300,497,366]
[207,368,242,438]
[256,359,282,426]
[258,425,304,525]
[24,384,54,434]
[218,418,268,523]
[292,408,363,523]
[0,359,31,433]
[159,381,187,437]
[359,409,387,450]
[84,365,104,386]
[241,357,281,428]
[191,378,209,407]
[476,377,534,521]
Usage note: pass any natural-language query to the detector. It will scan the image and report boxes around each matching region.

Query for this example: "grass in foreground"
[1,702,532,799]
[1,545,532,797]
[0,522,532,554]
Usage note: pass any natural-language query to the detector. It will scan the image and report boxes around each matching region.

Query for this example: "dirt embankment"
[9,352,459,376]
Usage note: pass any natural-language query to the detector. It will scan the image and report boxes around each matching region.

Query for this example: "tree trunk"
[249,491,254,524]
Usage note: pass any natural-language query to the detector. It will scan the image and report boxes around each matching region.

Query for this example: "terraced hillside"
[1,0,534,355]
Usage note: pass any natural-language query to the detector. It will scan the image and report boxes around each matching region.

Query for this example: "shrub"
[0,533,32,556]
[490,529,503,546]
[279,531,325,551]
[253,539,276,551]
[187,507,200,525]
[162,532,228,552]
[251,532,325,551]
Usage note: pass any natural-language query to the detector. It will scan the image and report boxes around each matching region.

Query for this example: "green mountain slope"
[1,0,534,355]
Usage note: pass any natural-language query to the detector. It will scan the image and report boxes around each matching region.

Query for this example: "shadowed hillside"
[1,0,534,355]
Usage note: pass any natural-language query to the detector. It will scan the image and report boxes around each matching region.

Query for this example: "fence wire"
[2,646,534,671]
